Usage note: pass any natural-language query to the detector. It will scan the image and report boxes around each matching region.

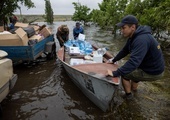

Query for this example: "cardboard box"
[15,22,28,28]
[93,54,103,63]
[33,25,40,31]
[33,25,40,34]
[0,34,23,46]
[29,35,43,42]
[39,27,51,38]
[0,31,11,35]
[29,25,40,34]
[0,28,28,46]
[69,47,80,55]
[0,26,4,32]
[70,58,84,66]
[15,28,28,46]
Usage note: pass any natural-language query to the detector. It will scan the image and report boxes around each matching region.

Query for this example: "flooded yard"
[1,21,170,120]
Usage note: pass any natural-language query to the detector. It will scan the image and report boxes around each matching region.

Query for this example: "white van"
[0,50,17,102]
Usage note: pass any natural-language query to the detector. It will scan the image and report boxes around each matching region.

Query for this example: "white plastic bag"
[78,33,85,41]
[97,48,107,55]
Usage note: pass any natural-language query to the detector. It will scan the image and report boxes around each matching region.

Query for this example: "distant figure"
[9,17,15,30]
[8,15,18,30]
[56,25,69,47]
[73,22,84,40]
[13,15,18,23]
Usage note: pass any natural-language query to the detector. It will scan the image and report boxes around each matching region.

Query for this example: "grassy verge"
[15,15,73,23]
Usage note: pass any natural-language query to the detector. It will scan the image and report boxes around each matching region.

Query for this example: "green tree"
[44,0,54,24]
[72,2,91,23]
[71,0,170,39]
[0,0,35,20]
[91,0,128,34]
[95,0,111,29]
[90,0,170,38]
[105,0,128,33]
[90,9,101,24]
[125,0,170,37]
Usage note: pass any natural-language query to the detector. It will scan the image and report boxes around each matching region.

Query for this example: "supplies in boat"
[64,40,93,55]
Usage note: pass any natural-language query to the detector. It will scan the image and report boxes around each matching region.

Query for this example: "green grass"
[15,15,73,23]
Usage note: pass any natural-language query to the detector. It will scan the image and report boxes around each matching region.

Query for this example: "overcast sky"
[14,0,103,15]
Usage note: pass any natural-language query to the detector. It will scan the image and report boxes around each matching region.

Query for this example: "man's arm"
[113,38,149,77]
[57,32,64,43]
[111,49,129,63]
[107,41,129,64]
[66,30,69,40]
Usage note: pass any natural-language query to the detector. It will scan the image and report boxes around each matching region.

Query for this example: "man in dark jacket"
[56,25,69,47]
[73,22,84,40]
[106,15,164,99]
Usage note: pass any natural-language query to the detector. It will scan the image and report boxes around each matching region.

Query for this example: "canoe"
[57,45,121,112]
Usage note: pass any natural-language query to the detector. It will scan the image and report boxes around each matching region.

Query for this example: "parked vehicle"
[0,50,17,103]
[57,41,121,112]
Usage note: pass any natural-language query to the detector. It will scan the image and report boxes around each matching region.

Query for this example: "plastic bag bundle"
[64,40,92,55]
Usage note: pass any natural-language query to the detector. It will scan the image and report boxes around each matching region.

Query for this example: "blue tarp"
[64,40,93,55]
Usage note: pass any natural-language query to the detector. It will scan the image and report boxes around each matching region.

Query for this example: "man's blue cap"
[116,15,138,27]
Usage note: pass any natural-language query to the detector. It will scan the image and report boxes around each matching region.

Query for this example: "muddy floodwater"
[1,21,170,120]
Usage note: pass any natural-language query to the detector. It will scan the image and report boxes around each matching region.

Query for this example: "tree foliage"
[72,2,91,23]
[126,0,170,37]
[0,0,34,20]
[89,0,170,37]
[91,0,128,33]
[44,0,54,24]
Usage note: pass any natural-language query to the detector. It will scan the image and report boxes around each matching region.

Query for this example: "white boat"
[0,50,17,103]
[57,44,121,112]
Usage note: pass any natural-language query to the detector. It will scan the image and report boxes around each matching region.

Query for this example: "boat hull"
[62,61,119,111]
[57,46,120,111]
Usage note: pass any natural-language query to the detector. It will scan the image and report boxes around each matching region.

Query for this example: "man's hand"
[106,69,114,77]
[106,58,117,64]
[106,58,113,64]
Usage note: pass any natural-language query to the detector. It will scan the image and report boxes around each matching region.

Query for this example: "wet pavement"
[1,21,170,120]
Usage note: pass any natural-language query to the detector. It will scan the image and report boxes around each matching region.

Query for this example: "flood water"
[1,21,170,120]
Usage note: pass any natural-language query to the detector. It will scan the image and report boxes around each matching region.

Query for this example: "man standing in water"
[56,25,69,47]
[73,22,84,40]
[106,15,164,99]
